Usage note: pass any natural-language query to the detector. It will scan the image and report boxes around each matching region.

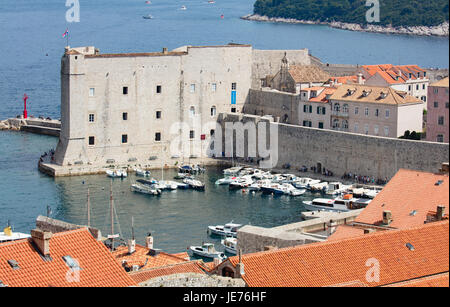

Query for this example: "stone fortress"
[39,43,449,178]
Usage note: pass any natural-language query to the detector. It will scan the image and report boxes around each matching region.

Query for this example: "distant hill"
[253,0,449,27]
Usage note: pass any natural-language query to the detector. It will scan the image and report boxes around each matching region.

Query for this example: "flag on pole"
[62,28,69,38]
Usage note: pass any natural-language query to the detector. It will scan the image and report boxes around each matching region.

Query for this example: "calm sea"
[0,0,448,252]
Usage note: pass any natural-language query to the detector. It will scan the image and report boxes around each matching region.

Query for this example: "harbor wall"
[216,113,449,180]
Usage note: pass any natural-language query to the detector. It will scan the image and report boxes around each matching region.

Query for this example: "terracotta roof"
[327,224,368,241]
[0,228,136,287]
[129,261,206,284]
[430,77,449,88]
[330,84,422,105]
[354,169,449,228]
[309,87,337,103]
[225,221,449,287]
[362,65,427,83]
[112,244,189,271]
[288,65,331,84]
[384,272,449,287]
[329,75,359,84]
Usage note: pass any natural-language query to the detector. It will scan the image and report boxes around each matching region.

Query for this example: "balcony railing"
[331,111,349,117]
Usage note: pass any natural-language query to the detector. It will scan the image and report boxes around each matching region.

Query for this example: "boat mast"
[131,216,135,241]
[110,180,114,251]
[87,188,91,227]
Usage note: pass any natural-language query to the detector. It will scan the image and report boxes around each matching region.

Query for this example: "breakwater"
[0,117,60,137]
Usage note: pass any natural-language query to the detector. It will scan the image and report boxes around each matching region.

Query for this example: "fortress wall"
[217,113,449,180]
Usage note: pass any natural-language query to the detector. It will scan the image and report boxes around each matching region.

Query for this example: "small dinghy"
[215,176,236,185]
[290,188,306,196]
[106,169,127,178]
[189,243,226,261]
[131,183,161,195]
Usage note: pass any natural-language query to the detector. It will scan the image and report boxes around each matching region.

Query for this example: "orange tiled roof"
[288,65,331,83]
[112,244,189,271]
[129,261,206,284]
[354,169,449,228]
[330,84,422,105]
[327,224,368,241]
[226,221,449,287]
[384,272,449,287]
[362,64,427,84]
[309,87,337,103]
[0,228,136,287]
[430,77,449,88]
[329,75,359,84]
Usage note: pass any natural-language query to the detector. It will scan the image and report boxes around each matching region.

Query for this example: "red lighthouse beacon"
[23,94,29,119]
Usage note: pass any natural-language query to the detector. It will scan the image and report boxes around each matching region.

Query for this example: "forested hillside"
[253,0,449,27]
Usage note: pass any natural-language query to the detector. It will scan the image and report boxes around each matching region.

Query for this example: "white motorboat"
[290,188,306,196]
[271,174,287,183]
[189,243,226,261]
[325,182,352,195]
[221,237,237,255]
[247,179,271,191]
[215,176,237,185]
[131,183,161,195]
[208,222,242,237]
[309,181,328,192]
[293,178,320,189]
[106,169,127,178]
[143,14,153,19]
[183,178,205,190]
[229,176,253,190]
[134,168,151,177]
[180,5,187,10]
[158,180,179,190]
[303,194,371,212]
[223,166,243,176]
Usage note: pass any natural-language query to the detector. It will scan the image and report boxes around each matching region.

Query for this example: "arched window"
[189,106,195,117]
[342,120,349,129]
[332,119,340,129]
[282,114,289,123]
[343,104,348,113]
[210,106,216,117]
[334,103,340,112]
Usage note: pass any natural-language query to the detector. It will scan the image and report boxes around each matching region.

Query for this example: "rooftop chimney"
[213,257,221,267]
[236,249,245,277]
[357,73,363,85]
[162,47,168,54]
[31,229,52,256]
[146,234,154,249]
[382,210,392,225]
[436,206,446,221]
[364,229,376,234]
[128,239,136,255]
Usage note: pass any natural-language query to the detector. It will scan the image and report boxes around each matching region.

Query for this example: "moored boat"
[183,178,205,190]
[207,222,242,237]
[131,183,161,195]
[106,169,128,178]
[303,194,371,212]
[189,243,226,261]
[221,237,237,255]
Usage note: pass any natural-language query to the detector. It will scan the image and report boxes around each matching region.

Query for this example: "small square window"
[385,109,390,118]
[318,122,324,129]
[231,107,236,113]
[434,101,439,108]
[189,130,195,139]
[89,88,95,97]
[231,83,237,90]
[446,102,449,109]
[210,129,215,136]
[156,85,162,94]
[122,134,128,144]
[211,83,217,92]
[190,84,195,93]
[88,136,95,145]
[88,114,95,122]
[156,111,162,119]
[123,87,128,95]
[122,112,128,120]
[155,132,161,142]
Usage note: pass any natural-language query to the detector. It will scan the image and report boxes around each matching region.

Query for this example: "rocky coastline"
[241,14,449,37]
